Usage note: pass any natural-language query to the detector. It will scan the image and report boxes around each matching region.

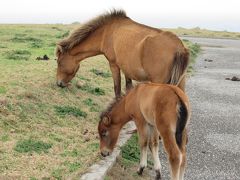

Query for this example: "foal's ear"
[102,116,111,126]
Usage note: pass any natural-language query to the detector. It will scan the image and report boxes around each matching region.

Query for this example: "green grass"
[90,68,111,78]
[80,84,106,95]
[14,139,52,153]
[54,105,87,118]
[182,39,201,73]
[121,134,140,163]
[4,50,31,60]
[0,86,7,94]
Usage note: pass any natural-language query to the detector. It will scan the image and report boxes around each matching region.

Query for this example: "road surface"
[158,37,240,180]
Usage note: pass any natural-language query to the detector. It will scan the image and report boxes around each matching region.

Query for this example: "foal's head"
[98,113,121,157]
[56,45,80,87]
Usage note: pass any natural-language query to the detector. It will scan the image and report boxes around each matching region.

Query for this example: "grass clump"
[0,86,7,94]
[54,105,87,118]
[121,134,140,163]
[90,68,111,78]
[83,98,99,112]
[68,162,82,172]
[11,36,43,44]
[14,139,52,153]
[4,50,31,60]
[80,84,105,96]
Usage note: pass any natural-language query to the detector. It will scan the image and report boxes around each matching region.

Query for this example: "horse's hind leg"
[158,128,182,180]
[125,75,133,91]
[149,127,162,180]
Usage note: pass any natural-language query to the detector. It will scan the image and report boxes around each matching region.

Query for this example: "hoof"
[155,170,161,180]
[137,166,144,175]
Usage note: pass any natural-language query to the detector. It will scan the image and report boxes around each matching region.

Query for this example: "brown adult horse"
[56,10,189,98]
[98,83,190,180]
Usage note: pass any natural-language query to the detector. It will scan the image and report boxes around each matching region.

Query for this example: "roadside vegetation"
[0,24,200,179]
[165,27,240,39]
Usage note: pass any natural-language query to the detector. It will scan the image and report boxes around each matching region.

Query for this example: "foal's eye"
[101,130,108,137]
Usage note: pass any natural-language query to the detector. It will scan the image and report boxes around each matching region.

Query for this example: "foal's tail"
[173,89,190,149]
[169,48,189,89]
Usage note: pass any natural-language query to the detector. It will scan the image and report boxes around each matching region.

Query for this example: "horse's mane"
[56,9,127,55]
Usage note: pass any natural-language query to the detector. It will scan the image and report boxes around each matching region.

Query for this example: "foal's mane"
[100,89,131,121]
[56,9,127,55]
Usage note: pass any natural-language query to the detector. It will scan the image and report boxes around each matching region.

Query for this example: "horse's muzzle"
[56,80,67,88]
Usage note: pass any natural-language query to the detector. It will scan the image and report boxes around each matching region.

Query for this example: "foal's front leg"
[149,128,162,180]
[137,124,149,175]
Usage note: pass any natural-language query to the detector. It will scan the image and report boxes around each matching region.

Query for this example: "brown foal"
[98,83,190,180]
[56,10,189,98]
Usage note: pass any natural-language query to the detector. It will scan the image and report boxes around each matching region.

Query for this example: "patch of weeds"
[80,84,105,96]
[1,134,10,142]
[54,105,87,118]
[30,177,38,180]
[56,31,70,38]
[83,98,99,112]
[52,168,64,180]
[30,42,43,48]
[0,86,7,94]
[182,39,190,43]
[121,134,140,163]
[189,43,201,60]
[14,139,52,153]
[4,50,31,60]
[0,45,6,48]
[87,142,99,152]
[11,36,42,44]
[51,26,62,31]
[49,133,63,142]
[90,68,111,78]
[68,162,82,172]
[60,149,80,157]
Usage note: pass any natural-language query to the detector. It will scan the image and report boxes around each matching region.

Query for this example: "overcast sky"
[0,0,240,32]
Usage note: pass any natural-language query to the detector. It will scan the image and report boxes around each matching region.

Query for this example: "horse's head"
[98,114,120,157]
[56,45,80,88]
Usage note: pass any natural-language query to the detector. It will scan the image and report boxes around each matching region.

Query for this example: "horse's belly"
[123,67,148,81]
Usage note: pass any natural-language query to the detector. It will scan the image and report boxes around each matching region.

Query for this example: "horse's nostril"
[101,152,106,157]
[57,81,65,88]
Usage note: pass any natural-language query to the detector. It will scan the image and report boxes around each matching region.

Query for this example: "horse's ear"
[102,116,111,126]
[55,44,63,57]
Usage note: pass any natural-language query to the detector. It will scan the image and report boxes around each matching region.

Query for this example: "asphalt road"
[158,37,240,180]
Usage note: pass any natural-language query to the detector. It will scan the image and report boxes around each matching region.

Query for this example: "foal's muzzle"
[101,150,110,157]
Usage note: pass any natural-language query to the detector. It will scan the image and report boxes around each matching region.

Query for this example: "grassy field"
[0,24,201,180]
[164,27,240,39]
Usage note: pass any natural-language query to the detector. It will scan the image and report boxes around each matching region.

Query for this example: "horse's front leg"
[125,75,133,91]
[109,63,121,98]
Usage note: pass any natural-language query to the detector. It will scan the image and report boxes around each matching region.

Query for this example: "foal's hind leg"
[159,129,182,180]
[179,130,188,180]
[149,127,162,180]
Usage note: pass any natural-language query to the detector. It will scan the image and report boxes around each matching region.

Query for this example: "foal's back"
[126,83,189,126]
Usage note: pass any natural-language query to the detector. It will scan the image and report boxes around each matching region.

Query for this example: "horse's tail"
[169,48,189,89]
[173,88,190,149]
